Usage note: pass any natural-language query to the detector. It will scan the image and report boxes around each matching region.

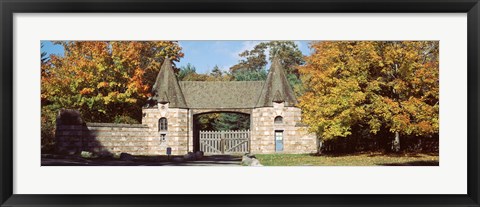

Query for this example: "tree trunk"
[317,137,324,155]
[392,131,401,152]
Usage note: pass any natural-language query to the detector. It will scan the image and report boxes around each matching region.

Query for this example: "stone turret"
[150,58,188,108]
[256,56,298,107]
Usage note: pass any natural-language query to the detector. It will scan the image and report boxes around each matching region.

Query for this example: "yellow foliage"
[298,41,439,139]
[42,41,184,122]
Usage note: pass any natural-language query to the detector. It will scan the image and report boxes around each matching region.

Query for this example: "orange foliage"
[41,41,183,122]
[298,41,439,140]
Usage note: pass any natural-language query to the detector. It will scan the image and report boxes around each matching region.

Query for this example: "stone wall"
[55,106,190,156]
[141,103,190,155]
[56,104,316,156]
[250,103,317,154]
[56,123,156,156]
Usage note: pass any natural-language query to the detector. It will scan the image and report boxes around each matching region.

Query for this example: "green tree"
[41,43,56,152]
[177,63,197,80]
[232,68,267,81]
[212,113,250,131]
[230,43,268,72]
[230,41,305,95]
[210,65,223,78]
[177,63,232,81]
[41,43,48,63]
[230,41,304,74]
[225,41,307,131]
[177,64,239,131]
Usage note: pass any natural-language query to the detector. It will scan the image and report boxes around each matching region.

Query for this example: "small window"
[158,118,168,131]
[160,133,167,141]
[274,116,283,124]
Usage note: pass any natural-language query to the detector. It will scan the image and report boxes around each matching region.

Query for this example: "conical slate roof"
[158,91,169,104]
[272,90,284,103]
[150,57,298,109]
[151,58,188,108]
[256,56,298,107]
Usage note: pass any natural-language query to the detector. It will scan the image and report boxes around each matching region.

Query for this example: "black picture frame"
[1,0,479,206]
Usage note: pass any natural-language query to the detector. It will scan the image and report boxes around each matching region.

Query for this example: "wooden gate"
[199,130,250,154]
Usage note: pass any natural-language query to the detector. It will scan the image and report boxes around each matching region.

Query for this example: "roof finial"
[160,56,172,70]
[271,50,282,69]
[272,49,280,65]
[256,53,298,107]
[150,55,187,108]
[272,48,280,60]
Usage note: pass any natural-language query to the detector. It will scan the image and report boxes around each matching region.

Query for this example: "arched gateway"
[141,57,317,155]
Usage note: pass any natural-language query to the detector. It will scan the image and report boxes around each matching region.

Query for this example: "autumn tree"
[298,41,439,152]
[230,43,268,73]
[41,42,57,152]
[41,41,184,123]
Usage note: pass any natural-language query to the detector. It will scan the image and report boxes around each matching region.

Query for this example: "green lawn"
[255,153,439,166]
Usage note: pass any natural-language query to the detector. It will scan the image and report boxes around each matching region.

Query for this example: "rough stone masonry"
[55,57,318,156]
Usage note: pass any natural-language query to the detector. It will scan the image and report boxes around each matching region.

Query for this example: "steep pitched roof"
[151,58,188,108]
[150,57,298,109]
[256,56,298,107]
[179,81,264,109]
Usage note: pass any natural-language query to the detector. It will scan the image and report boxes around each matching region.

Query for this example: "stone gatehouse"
[56,57,317,156]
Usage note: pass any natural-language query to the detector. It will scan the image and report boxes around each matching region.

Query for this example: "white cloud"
[231,40,268,60]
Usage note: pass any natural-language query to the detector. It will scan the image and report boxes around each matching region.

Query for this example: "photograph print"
[41,40,439,166]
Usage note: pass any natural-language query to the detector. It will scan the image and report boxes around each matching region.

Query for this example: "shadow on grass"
[308,152,439,158]
[308,152,365,157]
[380,160,439,166]
[41,154,242,166]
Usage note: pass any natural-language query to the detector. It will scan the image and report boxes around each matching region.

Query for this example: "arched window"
[158,118,168,131]
[274,116,283,124]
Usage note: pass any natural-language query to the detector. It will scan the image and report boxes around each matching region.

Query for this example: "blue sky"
[41,40,313,74]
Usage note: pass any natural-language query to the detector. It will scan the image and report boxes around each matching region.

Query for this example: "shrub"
[41,106,58,153]
[113,115,140,124]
